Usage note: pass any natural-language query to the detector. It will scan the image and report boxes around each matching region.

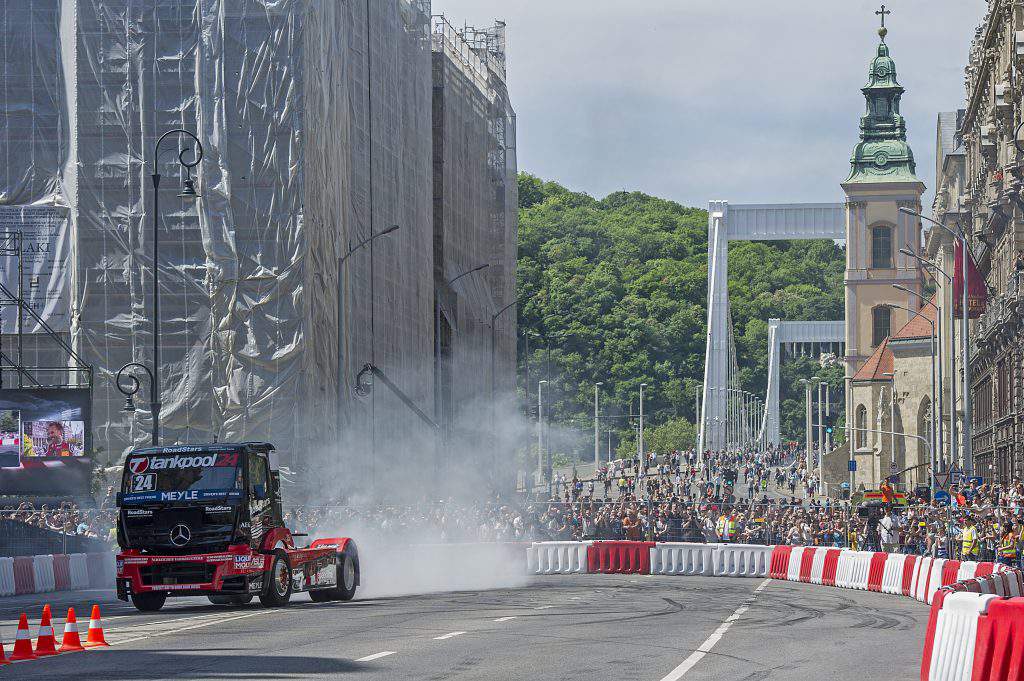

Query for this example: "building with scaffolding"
[0,1,517,500]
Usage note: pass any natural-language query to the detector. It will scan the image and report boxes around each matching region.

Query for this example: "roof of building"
[853,337,893,382]
[889,293,939,340]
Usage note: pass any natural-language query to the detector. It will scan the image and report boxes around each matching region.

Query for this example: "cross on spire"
[876,4,891,29]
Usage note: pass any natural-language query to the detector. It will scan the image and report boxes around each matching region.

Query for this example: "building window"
[871,225,893,268]
[871,306,891,347]
[855,404,867,449]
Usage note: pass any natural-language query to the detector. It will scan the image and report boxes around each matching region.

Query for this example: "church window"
[871,225,893,268]
[871,306,891,347]
[855,404,867,449]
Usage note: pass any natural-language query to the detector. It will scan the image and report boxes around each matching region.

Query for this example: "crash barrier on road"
[650,543,716,576]
[587,541,655,574]
[0,557,14,596]
[0,553,112,598]
[714,543,771,578]
[527,541,592,574]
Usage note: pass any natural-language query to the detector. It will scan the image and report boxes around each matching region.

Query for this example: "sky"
[431,0,987,210]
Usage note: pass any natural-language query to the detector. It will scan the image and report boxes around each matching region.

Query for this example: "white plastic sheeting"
[1,2,513,500]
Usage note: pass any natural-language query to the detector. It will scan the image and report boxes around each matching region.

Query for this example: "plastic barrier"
[86,553,113,588]
[956,561,977,582]
[881,553,906,595]
[976,562,995,578]
[587,541,655,574]
[939,560,961,588]
[867,552,887,592]
[809,547,828,585]
[786,547,805,582]
[924,559,947,605]
[837,551,872,589]
[798,547,816,583]
[52,554,71,591]
[970,595,1024,680]
[903,555,920,597]
[650,543,715,576]
[13,556,35,595]
[821,548,842,587]
[912,556,933,602]
[923,591,998,681]
[0,557,14,596]
[714,544,770,578]
[528,542,591,574]
[33,554,55,593]
[834,551,855,588]
[769,545,792,580]
[69,553,90,589]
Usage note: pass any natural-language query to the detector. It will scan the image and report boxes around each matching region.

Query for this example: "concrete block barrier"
[922,592,998,681]
[528,542,591,574]
[650,543,715,576]
[714,544,770,578]
[0,557,14,596]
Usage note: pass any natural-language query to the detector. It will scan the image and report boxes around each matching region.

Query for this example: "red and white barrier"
[69,553,90,589]
[921,591,998,680]
[714,544,771,578]
[0,553,111,596]
[527,541,591,574]
[971,594,1024,680]
[587,541,654,574]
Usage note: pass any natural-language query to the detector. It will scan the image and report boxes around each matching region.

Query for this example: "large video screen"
[0,388,92,496]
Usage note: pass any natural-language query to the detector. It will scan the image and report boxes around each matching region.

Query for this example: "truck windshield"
[120,451,243,502]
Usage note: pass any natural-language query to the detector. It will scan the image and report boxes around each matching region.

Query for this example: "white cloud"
[432,0,986,208]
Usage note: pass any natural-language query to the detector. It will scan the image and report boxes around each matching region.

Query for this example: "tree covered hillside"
[515,173,846,458]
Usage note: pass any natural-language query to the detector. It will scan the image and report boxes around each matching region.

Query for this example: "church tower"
[842,13,926,385]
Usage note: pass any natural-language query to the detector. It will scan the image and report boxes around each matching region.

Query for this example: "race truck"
[115,442,358,612]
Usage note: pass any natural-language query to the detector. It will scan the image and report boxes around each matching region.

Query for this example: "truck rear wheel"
[131,591,167,612]
[310,552,358,603]
[259,551,292,607]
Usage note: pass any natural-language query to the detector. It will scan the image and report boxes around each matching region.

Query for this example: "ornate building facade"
[932,0,1024,483]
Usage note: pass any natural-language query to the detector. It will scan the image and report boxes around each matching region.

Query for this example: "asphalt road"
[0,575,926,680]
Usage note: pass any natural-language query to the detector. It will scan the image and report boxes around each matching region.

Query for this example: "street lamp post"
[639,383,647,462]
[899,248,955,472]
[118,129,203,447]
[799,377,818,473]
[489,296,521,488]
[817,380,825,495]
[900,207,972,474]
[593,382,603,472]
[538,379,548,495]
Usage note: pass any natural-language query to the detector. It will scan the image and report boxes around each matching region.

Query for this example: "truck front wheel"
[131,591,167,612]
[259,551,292,607]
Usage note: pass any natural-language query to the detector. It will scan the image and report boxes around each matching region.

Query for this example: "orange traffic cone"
[58,607,84,653]
[9,613,35,661]
[34,605,59,656]
[0,631,9,665]
[83,605,109,648]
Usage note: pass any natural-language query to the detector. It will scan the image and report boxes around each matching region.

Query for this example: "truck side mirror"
[253,483,268,500]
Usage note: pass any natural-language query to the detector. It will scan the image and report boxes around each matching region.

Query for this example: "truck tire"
[310,551,359,603]
[259,551,292,607]
[131,591,167,612]
[208,595,253,606]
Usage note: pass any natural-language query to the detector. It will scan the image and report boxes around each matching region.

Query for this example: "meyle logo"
[160,491,200,502]
[128,457,149,474]
[150,454,217,470]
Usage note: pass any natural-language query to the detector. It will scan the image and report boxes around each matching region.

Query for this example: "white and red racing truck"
[115,442,358,612]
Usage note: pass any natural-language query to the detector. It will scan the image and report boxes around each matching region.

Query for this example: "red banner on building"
[952,240,988,318]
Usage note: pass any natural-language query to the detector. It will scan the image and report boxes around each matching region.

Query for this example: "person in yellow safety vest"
[960,517,979,560]
[716,513,736,542]
[998,521,1018,568]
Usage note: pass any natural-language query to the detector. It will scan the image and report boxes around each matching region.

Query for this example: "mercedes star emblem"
[169,524,191,546]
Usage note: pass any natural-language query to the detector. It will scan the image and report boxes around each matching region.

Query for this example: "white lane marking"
[355,651,397,662]
[493,616,517,622]
[534,605,554,610]
[658,578,771,681]
[112,610,270,645]
[433,631,466,640]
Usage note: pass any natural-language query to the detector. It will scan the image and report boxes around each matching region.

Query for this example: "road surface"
[0,575,926,680]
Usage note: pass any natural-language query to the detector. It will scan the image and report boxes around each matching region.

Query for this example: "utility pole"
[639,383,647,462]
[593,382,603,472]
[538,379,547,494]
